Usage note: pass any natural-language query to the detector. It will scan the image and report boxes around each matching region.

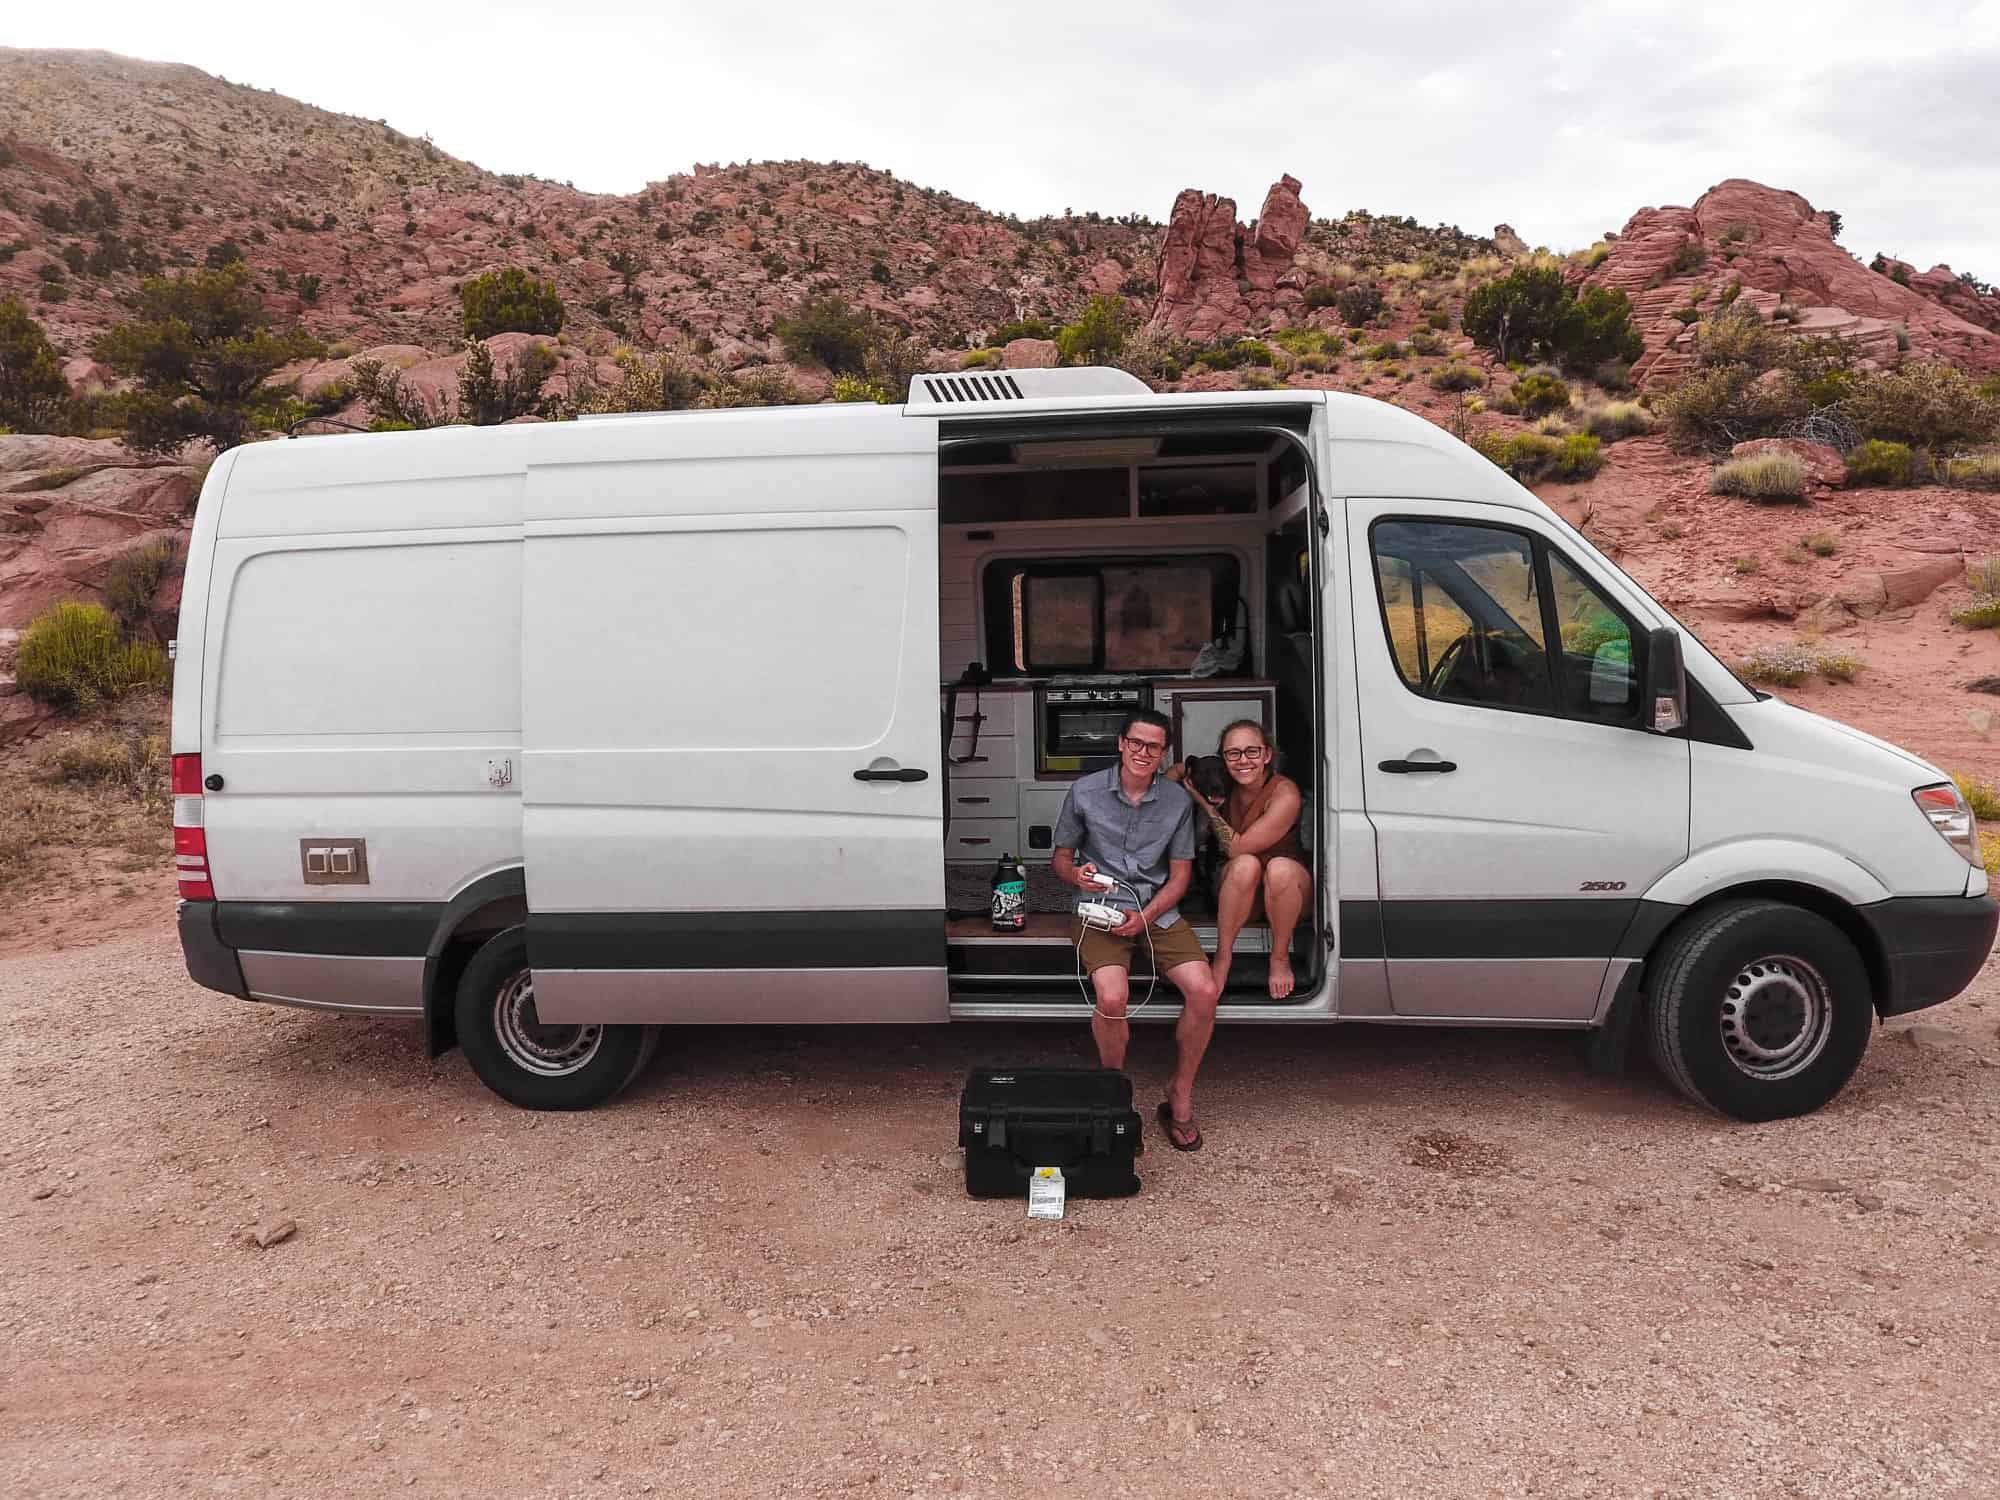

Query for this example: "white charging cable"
[1074,874,1158,1020]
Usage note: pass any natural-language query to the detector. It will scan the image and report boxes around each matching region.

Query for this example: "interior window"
[1103,564,1214,670]
[1548,552,1638,720]
[986,554,1241,676]
[1372,521,1551,711]
[1019,574,1097,670]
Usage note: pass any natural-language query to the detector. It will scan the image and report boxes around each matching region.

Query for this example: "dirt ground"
[4,909,1999,1499]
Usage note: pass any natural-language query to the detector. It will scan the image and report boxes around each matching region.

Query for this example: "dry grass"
[1711,452,1809,502]
[1967,556,2000,595]
[0,698,170,899]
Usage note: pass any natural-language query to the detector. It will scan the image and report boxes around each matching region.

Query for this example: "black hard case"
[957,1066,1143,1198]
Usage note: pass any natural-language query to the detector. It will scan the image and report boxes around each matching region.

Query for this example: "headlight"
[1913,783,1982,868]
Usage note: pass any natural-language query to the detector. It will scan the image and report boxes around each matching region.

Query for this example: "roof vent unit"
[908,366,1152,407]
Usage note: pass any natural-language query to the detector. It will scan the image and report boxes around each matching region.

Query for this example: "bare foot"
[1268,954,1294,1000]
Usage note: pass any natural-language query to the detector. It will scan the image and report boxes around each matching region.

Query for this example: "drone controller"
[1076,901,1126,931]
[1080,870,1117,892]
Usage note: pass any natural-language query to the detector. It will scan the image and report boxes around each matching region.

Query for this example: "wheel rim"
[1719,954,1832,1081]
[492,968,603,1077]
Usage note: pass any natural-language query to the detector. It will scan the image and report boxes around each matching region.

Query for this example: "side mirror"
[1646,627,1687,734]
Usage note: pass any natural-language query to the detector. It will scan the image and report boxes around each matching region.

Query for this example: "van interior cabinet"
[1154,682,1276,764]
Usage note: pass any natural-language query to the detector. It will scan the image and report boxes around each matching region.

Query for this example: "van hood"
[1732,693,1946,786]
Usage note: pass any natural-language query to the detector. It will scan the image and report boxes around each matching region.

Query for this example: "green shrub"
[0,297,71,433]
[1816,652,1863,683]
[1303,284,1341,311]
[1594,359,1633,392]
[985,318,1054,347]
[775,294,874,375]
[1581,400,1652,441]
[1844,362,2000,450]
[1407,327,1447,357]
[1335,285,1384,325]
[92,265,320,454]
[459,267,564,340]
[1472,430,1603,482]
[831,373,893,403]
[1462,264,1569,365]
[1937,451,2000,489]
[1554,285,1644,374]
[1710,451,1808,501]
[1738,644,1815,686]
[14,601,169,710]
[1055,295,1139,366]
[1804,530,1839,557]
[1270,328,1341,357]
[1846,439,1916,487]
[1362,340,1405,361]
[1240,368,1282,391]
[1955,774,2000,821]
[1506,372,1571,418]
[457,338,557,425]
[1114,328,1193,384]
[1429,363,1484,392]
[101,537,178,634]
[959,348,1000,369]
[1950,596,2000,629]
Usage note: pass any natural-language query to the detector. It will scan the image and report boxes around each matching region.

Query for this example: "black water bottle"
[990,852,1026,932]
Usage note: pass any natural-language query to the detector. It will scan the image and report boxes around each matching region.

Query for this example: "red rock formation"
[1892,261,2000,336]
[1151,175,1309,340]
[1581,180,2000,385]
[0,436,192,633]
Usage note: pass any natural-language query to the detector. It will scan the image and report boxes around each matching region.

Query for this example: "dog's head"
[1184,754,1229,803]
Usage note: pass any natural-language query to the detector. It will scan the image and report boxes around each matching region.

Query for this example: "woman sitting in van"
[1172,720,1309,999]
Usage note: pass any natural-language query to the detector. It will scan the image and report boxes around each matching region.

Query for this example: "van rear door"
[521,408,947,1024]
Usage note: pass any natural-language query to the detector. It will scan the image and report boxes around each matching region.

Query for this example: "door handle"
[1378,758,1457,774]
[854,767,929,782]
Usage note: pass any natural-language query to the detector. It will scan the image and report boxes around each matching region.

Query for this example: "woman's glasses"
[1221,746,1267,763]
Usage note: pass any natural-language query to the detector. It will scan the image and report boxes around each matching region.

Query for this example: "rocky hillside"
[0,47,1155,364]
[1580,179,2000,385]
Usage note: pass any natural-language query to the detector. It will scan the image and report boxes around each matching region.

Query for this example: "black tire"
[1645,899,1872,1122]
[454,927,656,1110]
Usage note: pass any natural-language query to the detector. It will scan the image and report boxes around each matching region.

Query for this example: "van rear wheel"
[1645,899,1872,1122]
[455,927,657,1110]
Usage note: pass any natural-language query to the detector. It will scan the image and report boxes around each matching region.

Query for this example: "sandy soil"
[4,913,1999,1499]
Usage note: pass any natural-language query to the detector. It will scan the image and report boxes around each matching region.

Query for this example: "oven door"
[1039,696,1143,775]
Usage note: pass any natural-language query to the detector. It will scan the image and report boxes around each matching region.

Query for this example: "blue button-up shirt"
[1051,765,1198,928]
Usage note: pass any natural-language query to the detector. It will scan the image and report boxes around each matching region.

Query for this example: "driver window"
[1372,521,1551,711]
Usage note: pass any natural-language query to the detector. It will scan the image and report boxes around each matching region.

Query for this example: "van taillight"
[172,753,214,901]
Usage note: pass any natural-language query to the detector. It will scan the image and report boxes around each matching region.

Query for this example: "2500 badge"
[1578,880,1627,892]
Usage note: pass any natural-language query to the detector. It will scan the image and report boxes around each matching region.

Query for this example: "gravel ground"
[4,918,2000,1499]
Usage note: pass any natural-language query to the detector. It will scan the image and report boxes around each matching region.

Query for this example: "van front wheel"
[455,927,657,1110]
[1645,899,1872,1122]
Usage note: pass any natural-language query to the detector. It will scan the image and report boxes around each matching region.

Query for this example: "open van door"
[520,408,947,1024]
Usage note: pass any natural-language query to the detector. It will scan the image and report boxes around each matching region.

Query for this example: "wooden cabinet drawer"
[947,777,1018,819]
[944,817,1018,861]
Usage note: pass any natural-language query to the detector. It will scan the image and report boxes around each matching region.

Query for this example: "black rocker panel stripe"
[216,901,443,957]
[1337,899,1678,961]
[528,910,947,970]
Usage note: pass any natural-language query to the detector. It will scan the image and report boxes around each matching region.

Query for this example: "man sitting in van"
[1052,707,1220,1153]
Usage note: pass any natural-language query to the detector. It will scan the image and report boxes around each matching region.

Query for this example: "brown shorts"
[1074,913,1210,976]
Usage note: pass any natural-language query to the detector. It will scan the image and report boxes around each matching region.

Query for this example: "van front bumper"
[1860,894,1999,1016]
[177,899,248,998]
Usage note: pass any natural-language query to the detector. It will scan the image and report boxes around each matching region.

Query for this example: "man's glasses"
[1222,746,1267,763]
[1121,737,1167,760]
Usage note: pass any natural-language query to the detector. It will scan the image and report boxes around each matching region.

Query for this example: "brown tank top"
[1224,772,1306,864]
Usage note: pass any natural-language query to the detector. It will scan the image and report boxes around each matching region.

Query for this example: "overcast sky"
[9,1,1999,276]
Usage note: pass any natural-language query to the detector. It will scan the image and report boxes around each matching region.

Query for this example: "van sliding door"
[520,410,947,1023]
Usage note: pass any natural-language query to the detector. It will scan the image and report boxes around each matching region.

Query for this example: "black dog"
[1182,754,1230,910]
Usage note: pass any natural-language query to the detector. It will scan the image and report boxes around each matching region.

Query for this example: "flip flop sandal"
[1156,1100,1204,1153]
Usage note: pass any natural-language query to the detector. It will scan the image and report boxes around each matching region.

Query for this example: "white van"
[170,369,1996,1119]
